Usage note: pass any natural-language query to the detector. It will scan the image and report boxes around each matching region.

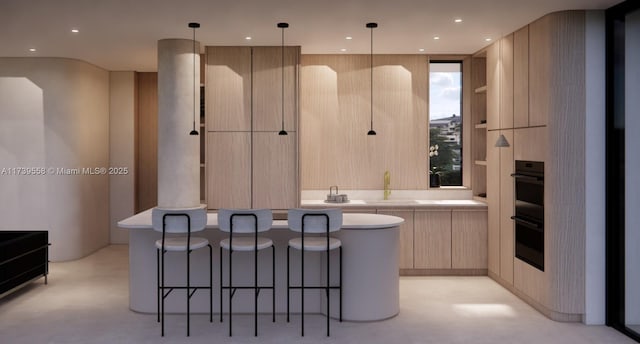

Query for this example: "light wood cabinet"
[206,47,251,131]
[514,127,546,162]
[480,11,587,319]
[135,72,158,212]
[252,47,299,132]
[499,130,515,284]
[529,16,551,127]
[252,132,298,209]
[500,34,514,129]
[378,210,414,269]
[205,46,300,210]
[206,132,251,208]
[414,210,452,269]
[513,26,529,128]
[452,210,488,269]
[486,42,500,131]
[486,130,500,275]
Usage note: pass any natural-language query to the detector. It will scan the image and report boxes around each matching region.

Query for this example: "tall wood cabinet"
[478,10,588,321]
[206,46,300,210]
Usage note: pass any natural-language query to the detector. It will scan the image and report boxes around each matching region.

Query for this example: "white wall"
[584,10,606,325]
[109,72,135,244]
[0,58,110,261]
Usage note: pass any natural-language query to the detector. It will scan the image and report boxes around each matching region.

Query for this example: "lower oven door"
[512,216,544,271]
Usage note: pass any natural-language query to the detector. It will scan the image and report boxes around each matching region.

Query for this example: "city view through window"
[429,62,462,186]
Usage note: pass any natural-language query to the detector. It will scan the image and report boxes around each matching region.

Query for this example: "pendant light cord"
[366,23,377,135]
[188,22,200,136]
[193,27,196,132]
[281,26,285,131]
[370,26,373,132]
[277,23,288,135]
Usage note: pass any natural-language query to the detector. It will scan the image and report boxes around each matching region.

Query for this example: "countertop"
[118,209,405,230]
[300,199,487,209]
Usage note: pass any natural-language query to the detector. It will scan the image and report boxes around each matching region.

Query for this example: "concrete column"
[157,39,200,208]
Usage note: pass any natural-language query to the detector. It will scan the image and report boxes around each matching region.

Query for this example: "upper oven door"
[512,174,544,206]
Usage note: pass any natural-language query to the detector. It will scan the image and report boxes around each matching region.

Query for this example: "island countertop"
[118,209,405,230]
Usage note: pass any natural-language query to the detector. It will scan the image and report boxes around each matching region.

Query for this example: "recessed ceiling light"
[345,36,353,40]
[433,36,440,40]
[28,48,36,52]
[340,48,347,52]
[245,36,252,40]
[71,29,79,33]
[485,38,492,42]
[454,18,463,23]
[419,48,425,52]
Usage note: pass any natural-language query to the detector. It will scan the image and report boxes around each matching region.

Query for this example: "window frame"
[427,56,472,188]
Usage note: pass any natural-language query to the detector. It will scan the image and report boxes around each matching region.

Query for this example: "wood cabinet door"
[252,46,299,132]
[486,130,500,274]
[513,127,546,162]
[206,47,252,131]
[414,210,451,269]
[513,26,529,128]
[528,16,551,127]
[135,72,158,212]
[500,34,514,129]
[452,210,488,269]
[206,132,251,209]
[499,129,515,284]
[252,132,297,209]
[378,209,414,269]
[486,42,500,131]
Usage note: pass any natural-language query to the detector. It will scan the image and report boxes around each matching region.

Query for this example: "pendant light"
[277,22,289,136]
[366,22,378,136]
[188,22,200,136]
[495,134,510,147]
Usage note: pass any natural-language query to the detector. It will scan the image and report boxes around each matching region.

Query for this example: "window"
[429,61,463,186]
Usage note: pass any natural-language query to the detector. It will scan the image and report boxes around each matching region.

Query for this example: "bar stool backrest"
[287,208,343,233]
[152,206,207,233]
[218,209,273,233]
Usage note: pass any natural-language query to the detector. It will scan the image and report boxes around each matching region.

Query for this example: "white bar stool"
[218,209,275,336]
[286,208,343,336]
[152,206,212,337]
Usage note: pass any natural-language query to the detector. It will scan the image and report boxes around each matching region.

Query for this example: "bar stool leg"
[161,249,165,337]
[327,247,330,336]
[272,245,276,322]
[287,246,290,322]
[301,239,305,337]
[219,247,223,323]
[209,244,213,323]
[254,241,258,337]
[187,248,190,337]
[340,246,343,322]
[229,248,233,336]
[156,248,160,323]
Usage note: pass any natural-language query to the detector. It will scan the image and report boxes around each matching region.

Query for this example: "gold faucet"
[384,170,391,200]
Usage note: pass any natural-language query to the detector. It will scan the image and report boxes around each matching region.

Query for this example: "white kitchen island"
[118,211,403,321]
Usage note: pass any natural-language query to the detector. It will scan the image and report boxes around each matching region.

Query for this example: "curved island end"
[118,211,404,322]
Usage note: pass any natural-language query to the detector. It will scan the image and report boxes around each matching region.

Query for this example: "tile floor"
[0,245,633,344]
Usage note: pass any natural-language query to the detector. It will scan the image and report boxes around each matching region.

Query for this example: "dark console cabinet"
[0,231,49,296]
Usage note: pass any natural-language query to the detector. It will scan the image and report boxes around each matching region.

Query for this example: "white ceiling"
[0,0,621,71]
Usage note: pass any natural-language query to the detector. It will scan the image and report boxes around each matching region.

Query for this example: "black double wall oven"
[511,160,544,271]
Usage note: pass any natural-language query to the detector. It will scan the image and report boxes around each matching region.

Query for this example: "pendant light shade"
[277,22,289,136]
[189,22,200,136]
[495,134,510,147]
[366,22,378,136]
